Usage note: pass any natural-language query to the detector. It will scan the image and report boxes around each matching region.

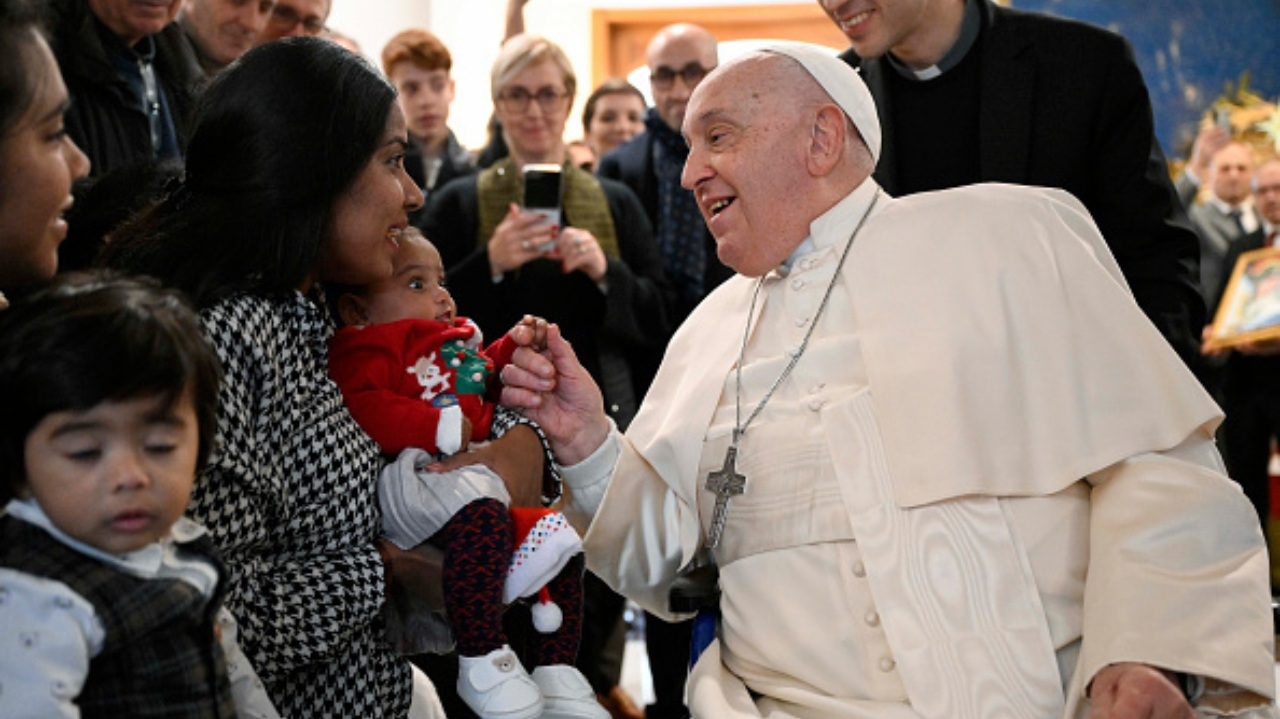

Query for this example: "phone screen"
[523,165,562,210]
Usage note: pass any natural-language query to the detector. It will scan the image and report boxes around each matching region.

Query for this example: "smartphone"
[522,163,562,252]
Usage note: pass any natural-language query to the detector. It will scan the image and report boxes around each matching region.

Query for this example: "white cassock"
[558,180,1277,719]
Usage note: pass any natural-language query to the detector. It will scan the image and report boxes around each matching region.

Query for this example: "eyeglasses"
[650,62,711,90]
[497,88,571,114]
[269,5,325,35]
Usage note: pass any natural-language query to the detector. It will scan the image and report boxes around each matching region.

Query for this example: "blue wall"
[1010,0,1280,158]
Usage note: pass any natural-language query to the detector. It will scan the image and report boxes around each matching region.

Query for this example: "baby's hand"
[511,315,550,352]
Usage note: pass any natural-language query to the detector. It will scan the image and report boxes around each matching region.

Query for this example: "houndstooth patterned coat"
[191,291,411,718]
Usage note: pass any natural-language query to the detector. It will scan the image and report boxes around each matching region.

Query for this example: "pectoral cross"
[704,444,746,549]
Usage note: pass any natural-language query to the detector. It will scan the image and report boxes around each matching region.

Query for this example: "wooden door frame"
[590,5,849,89]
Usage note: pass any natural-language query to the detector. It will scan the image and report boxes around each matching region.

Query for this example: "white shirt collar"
[1207,195,1253,217]
[5,498,207,580]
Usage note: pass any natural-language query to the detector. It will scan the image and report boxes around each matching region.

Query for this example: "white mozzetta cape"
[581,181,1274,719]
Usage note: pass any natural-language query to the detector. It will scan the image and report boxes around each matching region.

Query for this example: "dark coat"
[404,129,476,226]
[597,128,734,323]
[1212,228,1280,526]
[49,0,204,179]
[842,0,1204,367]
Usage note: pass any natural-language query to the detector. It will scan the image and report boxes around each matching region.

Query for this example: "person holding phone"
[422,34,673,435]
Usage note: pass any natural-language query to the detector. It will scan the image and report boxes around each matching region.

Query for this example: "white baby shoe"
[457,645,544,719]
[531,665,612,719]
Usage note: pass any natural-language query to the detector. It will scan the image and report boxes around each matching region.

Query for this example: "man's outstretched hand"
[500,321,611,466]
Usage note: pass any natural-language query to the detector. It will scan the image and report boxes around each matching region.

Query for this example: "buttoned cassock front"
[566,181,1275,719]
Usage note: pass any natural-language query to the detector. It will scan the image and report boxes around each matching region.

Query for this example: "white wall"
[327,0,811,151]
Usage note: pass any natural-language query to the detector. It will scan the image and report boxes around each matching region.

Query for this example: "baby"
[327,227,606,719]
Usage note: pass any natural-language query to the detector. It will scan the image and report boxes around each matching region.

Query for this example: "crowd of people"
[1,0,1278,718]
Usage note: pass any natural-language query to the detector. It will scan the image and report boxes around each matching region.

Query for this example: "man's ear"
[806,104,846,177]
[337,293,371,328]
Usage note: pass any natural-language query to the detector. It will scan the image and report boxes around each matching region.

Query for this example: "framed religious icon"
[1206,246,1280,350]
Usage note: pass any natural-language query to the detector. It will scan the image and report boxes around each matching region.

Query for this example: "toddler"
[0,272,275,719]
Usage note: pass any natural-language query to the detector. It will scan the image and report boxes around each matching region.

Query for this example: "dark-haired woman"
[0,0,90,305]
[102,38,542,718]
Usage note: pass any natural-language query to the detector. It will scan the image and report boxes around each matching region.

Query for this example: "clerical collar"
[779,180,881,274]
[886,0,981,81]
[781,238,817,273]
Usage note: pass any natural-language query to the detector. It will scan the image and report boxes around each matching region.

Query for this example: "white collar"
[5,498,206,579]
[777,180,883,276]
[1207,195,1253,217]
[806,180,883,254]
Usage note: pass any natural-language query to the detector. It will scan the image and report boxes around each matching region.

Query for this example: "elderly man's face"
[647,28,717,132]
[680,59,818,277]
[88,0,182,47]
[1254,162,1280,226]
[261,0,328,40]
[182,0,276,67]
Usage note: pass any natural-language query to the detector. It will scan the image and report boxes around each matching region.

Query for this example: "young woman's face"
[0,34,90,290]
[23,392,200,555]
[315,104,424,288]
[587,91,645,158]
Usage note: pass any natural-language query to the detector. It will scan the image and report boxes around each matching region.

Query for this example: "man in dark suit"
[598,24,733,325]
[818,0,1204,368]
[1210,159,1280,556]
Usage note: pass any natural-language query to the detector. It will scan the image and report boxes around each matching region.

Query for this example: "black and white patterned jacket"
[191,291,410,718]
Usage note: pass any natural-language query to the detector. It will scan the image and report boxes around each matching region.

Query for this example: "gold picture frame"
[1206,246,1280,350]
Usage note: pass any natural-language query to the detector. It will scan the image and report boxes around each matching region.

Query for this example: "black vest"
[0,516,236,718]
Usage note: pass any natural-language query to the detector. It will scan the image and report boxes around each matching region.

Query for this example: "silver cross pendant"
[704,444,746,549]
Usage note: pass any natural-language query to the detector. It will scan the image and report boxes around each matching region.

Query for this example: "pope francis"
[491,41,1278,719]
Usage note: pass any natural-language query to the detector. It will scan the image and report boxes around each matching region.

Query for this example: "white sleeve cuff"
[559,420,620,520]
[435,403,464,455]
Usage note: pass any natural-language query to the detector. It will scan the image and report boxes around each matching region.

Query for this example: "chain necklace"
[704,189,880,549]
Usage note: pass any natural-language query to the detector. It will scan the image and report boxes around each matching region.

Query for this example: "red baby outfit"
[328,317,517,456]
